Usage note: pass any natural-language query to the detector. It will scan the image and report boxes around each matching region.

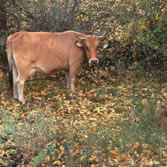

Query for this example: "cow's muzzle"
[89,58,99,64]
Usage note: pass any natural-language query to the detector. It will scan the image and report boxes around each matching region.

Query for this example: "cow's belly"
[28,65,68,77]
[28,56,69,77]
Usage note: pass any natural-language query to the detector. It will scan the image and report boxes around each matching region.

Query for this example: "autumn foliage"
[0,0,167,166]
[0,67,167,166]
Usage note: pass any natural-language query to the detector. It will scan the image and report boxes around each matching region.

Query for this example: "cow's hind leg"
[12,65,18,100]
[16,78,25,104]
[16,72,27,104]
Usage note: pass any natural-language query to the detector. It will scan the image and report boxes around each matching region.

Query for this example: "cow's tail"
[9,70,13,89]
[6,36,13,89]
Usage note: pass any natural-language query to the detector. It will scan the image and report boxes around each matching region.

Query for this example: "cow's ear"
[75,40,85,47]
[75,35,86,48]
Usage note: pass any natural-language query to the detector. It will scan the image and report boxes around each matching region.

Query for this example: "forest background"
[0,0,167,69]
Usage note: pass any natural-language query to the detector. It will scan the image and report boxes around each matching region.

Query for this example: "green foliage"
[30,149,48,167]
[136,8,167,69]
[118,99,162,151]
[100,0,167,70]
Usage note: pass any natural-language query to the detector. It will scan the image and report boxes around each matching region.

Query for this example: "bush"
[0,110,114,166]
[1,0,166,70]
[136,9,167,70]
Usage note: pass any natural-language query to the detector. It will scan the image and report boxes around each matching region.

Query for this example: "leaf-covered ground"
[0,64,167,166]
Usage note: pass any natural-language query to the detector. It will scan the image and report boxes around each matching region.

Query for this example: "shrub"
[136,10,167,70]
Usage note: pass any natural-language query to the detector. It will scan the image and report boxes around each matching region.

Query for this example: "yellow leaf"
[53,160,61,165]
[69,0,72,4]
[15,103,20,107]
[59,145,64,152]
[142,99,147,104]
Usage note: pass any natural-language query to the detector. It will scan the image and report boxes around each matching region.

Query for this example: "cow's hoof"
[14,95,18,100]
[21,100,25,105]
[18,99,25,105]
[71,90,76,94]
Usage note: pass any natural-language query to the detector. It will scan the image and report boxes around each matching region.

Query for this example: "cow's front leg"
[65,72,70,89]
[69,63,82,92]
[69,71,76,92]
[71,76,76,92]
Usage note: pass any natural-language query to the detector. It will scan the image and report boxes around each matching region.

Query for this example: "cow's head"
[75,35,101,64]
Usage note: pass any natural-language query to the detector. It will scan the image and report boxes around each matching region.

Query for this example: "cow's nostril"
[89,59,99,64]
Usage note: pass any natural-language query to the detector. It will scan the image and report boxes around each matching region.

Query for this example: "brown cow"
[7,31,102,104]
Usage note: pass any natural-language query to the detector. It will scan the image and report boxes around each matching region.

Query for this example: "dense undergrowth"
[0,65,167,166]
[1,1,167,166]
